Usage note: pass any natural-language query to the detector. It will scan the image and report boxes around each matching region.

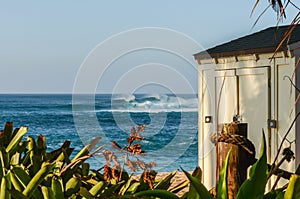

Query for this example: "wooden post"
[216,123,249,199]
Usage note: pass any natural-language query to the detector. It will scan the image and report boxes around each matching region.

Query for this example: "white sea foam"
[108,94,198,113]
[111,94,135,102]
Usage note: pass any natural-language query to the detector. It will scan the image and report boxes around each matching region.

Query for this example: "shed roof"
[194,25,300,60]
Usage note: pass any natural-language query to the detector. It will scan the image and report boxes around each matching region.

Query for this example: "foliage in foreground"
[1,122,300,199]
[184,131,300,199]
[0,122,187,199]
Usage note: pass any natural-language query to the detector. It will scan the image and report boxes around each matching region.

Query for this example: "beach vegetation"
[1,122,300,198]
[0,122,186,199]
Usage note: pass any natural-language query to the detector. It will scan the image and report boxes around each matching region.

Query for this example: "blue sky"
[0,1,297,93]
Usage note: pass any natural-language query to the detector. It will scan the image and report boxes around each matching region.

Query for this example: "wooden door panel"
[215,70,237,125]
[237,67,270,155]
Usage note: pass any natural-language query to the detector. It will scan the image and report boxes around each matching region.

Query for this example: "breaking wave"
[106,94,198,113]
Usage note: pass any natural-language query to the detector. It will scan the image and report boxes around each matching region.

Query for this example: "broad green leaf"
[0,149,5,178]
[11,166,43,199]
[284,174,300,199]
[135,189,180,199]
[7,189,27,199]
[263,187,286,199]
[51,175,64,199]
[60,159,82,182]
[217,149,231,199]
[82,162,90,176]
[80,187,97,199]
[154,170,177,190]
[275,192,284,199]
[65,176,82,196]
[11,165,31,188]
[41,186,52,199]
[181,167,213,199]
[10,171,23,192]
[89,181,106,196]
[22,163,54,198]
[0,148,9,171]
[125,182,140,195]
[236,131,268,199]
[119,178,132,195]
[71,137,100,162]
[10,153,20,165]
[192,167,203,181]
[6,126,28,155]
[0,172,11,199]
[100,181,124,198]
[169,180,189,194]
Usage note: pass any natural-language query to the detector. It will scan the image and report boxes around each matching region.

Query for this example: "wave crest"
[110,94,197,113]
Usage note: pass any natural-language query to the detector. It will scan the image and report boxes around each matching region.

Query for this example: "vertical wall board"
[199,68,216,189]
[294,48,300,167]
[277,62,296,174]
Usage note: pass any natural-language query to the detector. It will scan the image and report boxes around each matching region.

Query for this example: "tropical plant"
[0,122,189,199]
[4,121,300,199]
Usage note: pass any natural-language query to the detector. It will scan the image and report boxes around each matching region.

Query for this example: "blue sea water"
[0,94,198,172]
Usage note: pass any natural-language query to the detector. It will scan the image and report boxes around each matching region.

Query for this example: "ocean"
[0,94,198,172]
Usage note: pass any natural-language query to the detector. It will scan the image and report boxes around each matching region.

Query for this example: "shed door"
[215,67,270,153]
[215,70,237,125]
[237,67,270,152]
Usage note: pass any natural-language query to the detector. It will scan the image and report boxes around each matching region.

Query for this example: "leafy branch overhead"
[252,0,300,43]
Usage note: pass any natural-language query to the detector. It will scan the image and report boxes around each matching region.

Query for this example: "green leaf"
[6,126,28,156]
[22,163,54,198]
[60,159,83,182]
[89,181,106,196]
[263,187,286,199]
[80,187,98,199]
[71,137,100,162]
[0,149,5,178]
[236,131,268,199]
[82,162,90,176]
[125,182,140,195]
[27,136,41,175]
[7,189,27,199]
[154,170,177,190]
[11,166,43,199]
[51,175,64,199]
[192,167,203,181]
[100,181,124,198]
[119,178,132,195]
[135,189,180,199]
[275,192,284,199]
[181,167,213,199]
[168,180,189,194]
[41,186,52,199]
[11,165,31,188]
[217,149,231,199]
[65,176,82,197]
[10,171,23,192]
[0,172,11,199]
[284,174,300,199]
[0,148,9,172]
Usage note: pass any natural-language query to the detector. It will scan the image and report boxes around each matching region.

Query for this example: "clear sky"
[0,1,298,93]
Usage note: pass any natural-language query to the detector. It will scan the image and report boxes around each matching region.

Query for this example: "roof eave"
[194,46,289,60]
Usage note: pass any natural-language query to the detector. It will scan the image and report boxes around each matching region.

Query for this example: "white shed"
[194,25,300,189]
